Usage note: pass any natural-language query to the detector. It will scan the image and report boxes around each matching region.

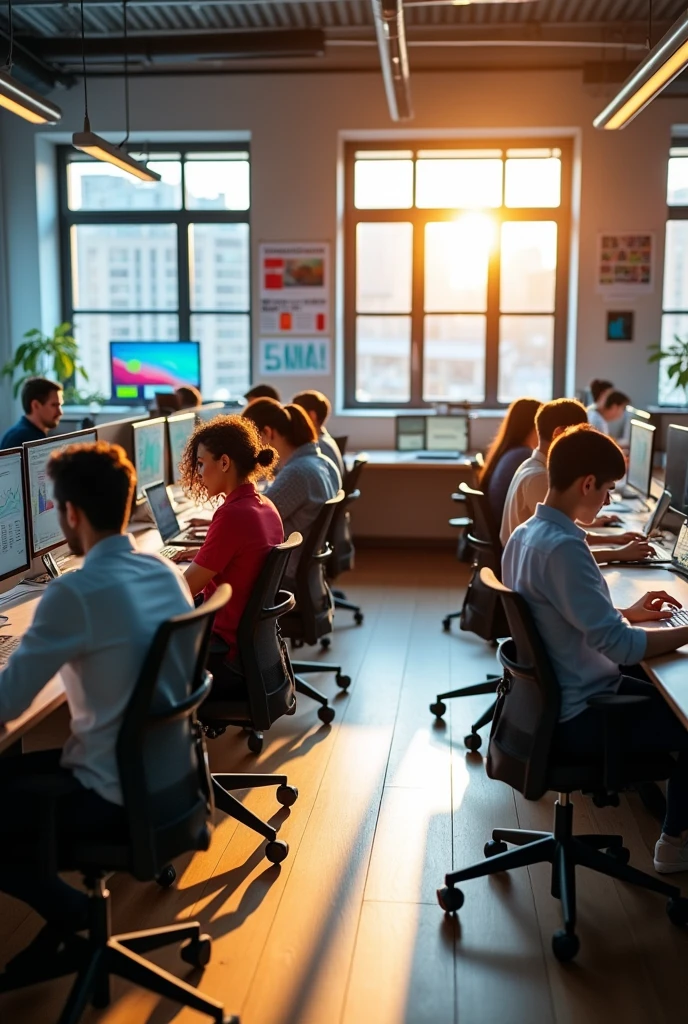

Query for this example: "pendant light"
[0,0,62,123]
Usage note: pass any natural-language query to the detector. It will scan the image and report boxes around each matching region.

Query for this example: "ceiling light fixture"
[594,8,688,130]
[72,0,159,181]
[0,0,61,123]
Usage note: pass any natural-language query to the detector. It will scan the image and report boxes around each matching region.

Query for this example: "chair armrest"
[449,517,472,529]
[586,693,651,792]
[451,492,467,503]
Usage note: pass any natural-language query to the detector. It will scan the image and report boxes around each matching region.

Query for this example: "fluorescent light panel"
[594,11,688,130]
[0,70,62,124]
[72,128,161,181]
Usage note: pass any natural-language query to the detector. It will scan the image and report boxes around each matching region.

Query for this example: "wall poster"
[259,242,330,335]
[597,233,654,295]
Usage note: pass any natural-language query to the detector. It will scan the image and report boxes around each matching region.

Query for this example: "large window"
[660,143,688,405]
[59,145,251,400]
[344,141,571,408]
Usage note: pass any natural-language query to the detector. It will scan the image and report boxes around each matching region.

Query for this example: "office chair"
[431,481,505,750]
[281,491,350,724]
[0,585,237,1023]
[325,452,369,630]
[438,568,688,963]
[332,435,348,457]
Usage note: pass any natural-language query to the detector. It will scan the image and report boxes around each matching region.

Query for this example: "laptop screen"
[425,415,468,452]
[644,489,672,538]
[672,519,688,573]
[145,482,179,542]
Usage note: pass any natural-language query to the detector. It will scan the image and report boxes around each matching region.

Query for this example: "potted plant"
[1,322,92,400]
[649,335,688,406]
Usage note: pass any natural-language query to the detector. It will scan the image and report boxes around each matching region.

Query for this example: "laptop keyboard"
[159,546,181,560]
[0,636,20,665]
[660,609,688,629]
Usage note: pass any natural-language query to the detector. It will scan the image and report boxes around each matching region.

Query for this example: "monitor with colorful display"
[110,341,201,402]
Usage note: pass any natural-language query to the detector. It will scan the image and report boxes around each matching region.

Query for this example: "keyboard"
[660,609,688,629]
[0,636,21,665]
[159,546,181,560]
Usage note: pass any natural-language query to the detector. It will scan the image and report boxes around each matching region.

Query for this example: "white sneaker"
[654,832,688,873]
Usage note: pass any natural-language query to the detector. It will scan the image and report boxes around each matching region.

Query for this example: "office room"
[3,0,688,1021]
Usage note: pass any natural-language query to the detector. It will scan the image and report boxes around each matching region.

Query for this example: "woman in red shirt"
[173,415,284,697]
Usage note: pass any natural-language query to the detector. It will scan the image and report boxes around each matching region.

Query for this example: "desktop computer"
[110,341,201,403]
[195,402,226,424]
[167,412,196,485]
[23,428,97,558]
[626,419,655,498]
[665,424,688,516]
[0,448,30,583]
[132,418,166,502]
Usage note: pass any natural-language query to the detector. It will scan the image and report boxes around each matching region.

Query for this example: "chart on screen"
[134,420,166,499]
[0,452,28,578]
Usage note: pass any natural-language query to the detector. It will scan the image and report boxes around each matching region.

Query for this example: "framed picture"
[597,233,654,295]
[606,311,634,342]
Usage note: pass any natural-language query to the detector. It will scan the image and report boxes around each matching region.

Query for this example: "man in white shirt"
[587,389,629,436]
[0,441,193,965]
[500,398,650,564]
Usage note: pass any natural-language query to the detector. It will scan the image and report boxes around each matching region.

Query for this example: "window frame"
[660,138,688,406]
[343,138,572,410]
[57,141,252,391]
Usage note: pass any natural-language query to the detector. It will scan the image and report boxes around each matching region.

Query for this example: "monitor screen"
[167,413,196,483]
[426,415,469,452]
[195,403,226,424]
[110,341,201,402]
[145,482,179,543]
[626,420,655,497]
[132,418,166,501]
[665,424,688,515]
[23,429,97,557]
[396,416,426,452]
[673,518,688,573]
[0,449,30,582]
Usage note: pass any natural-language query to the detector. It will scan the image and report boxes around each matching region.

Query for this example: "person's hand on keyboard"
[614,537,656,562]
[186,517,211,528]
[584,513,624,528]
[168,548,199,563]
[606,530,647,546]
[621,590,682,623]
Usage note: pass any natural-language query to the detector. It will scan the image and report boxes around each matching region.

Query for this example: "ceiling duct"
[371,0,412,121]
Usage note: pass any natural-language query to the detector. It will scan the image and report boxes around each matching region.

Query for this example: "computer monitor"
[426,415,469,453]
[96,414,146,465]
[23,428,97,557]
[396,416,426,452]
[167,412,196,484]
[132,418,166,502]
[0,448,30,582]
[195,402,226,424]
[665,424,688,515]
[626,419,655,497]
[110,341,201,403]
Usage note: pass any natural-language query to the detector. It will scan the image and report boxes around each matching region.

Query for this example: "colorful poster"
[597,233,654,295]
[259,337,331,377]
[259,242,330,335]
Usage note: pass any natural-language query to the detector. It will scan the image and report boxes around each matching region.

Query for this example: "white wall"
[0,67,685,446]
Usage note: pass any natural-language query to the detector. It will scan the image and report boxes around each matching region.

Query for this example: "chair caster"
[604,845,630,864]
[667,897,688,927]
[203,724,226,740]
[247,731,264,755]
[430,700,447,718]
[265,839,289,864]
[336,672,351,689]
[552,929,579,962]
[484,840,508,858]
[464,732,482,752]
[180,934,212,968]
[156,864,177,888]
[442,617,451,633]
[320,637,331,650]
[276,784,299,807]
[354,611,364,625]
[437,885,464,914]
[318,705,335,724]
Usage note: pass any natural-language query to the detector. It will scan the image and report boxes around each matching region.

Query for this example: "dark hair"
[589,379,614,403]
[47,441,135,532]
[603,389,629,410]
[245,383,281,402]
[292,389,332,427]
[479,397,541,489]
[536,398,588,444]
[21,377,62,414]
[548,424,626,491]
[175,385,202,409]
[242,398,317,448]
[179,414,276,503]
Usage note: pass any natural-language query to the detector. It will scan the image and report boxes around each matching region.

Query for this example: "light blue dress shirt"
[502,503,647,722]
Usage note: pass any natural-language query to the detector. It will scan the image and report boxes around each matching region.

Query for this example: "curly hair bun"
[256,447,276,468]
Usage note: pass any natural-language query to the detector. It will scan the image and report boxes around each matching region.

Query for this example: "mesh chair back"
[117,584,231,880]
[282,490,344,645]
[458,481,506,640]
[327,453,369,580]
[480,568,560,801]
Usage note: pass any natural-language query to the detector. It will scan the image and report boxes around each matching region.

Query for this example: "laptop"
[416,415,468,461]
[642,489,672,540]
[620,514,687,567]
[144,482,209,551]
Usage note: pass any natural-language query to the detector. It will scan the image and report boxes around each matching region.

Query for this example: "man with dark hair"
[175,384,202,410]
[0,377,63,449]
[503,424,688,873]
[588,378,614,405]
[292,389,344,476]
[245,383,280,403]
[588,389,630,435]
[0,441,193,964]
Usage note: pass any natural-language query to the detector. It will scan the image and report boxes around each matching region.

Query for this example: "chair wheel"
[318,705,335,724]
[442,617,451,632]
[354,611,364,625]
[247,731,264,755]
[437,885,464,913]
[203,724,226,741]
[605,845,630,864]
[667,897,688,927]
[180,934,212,968]
[265,840,289,864]
[320,637,331,650]
[336,673,351,689]
[430,701,447,719]
[552,929,580,962]
[156,865,177,888]
[464,732,482,752]
[276,784,299,807]
[484,840,508,858]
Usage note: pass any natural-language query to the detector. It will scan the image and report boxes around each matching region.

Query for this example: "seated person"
[243,398,340,581]
[292,389,345,478]
[245,383,280,403]
[588,389,629,435]
[500,398,649,564]
[585,378,614,425]
[1,376,63,449]
[502,425,688,873]
[0,442,193,964]
[478,397,541,525]
[175,384,203,410]
[170,416,284,695]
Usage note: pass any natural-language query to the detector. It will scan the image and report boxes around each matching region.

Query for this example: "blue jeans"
[555,677,688,837]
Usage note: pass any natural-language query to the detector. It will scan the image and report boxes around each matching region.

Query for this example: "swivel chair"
[325,453,369,629]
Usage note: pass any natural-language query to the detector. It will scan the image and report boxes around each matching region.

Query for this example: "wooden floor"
[1,548,687,1024]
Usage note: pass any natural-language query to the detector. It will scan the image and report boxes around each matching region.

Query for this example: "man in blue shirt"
[0,377,63,449]
[503,425,688,874]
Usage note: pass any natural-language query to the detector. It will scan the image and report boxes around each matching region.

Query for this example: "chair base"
[333,590,364,625]
[212,774,298,864]
[0,880,236,1023]
[429,677,500,750]
[438,795,687,962]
